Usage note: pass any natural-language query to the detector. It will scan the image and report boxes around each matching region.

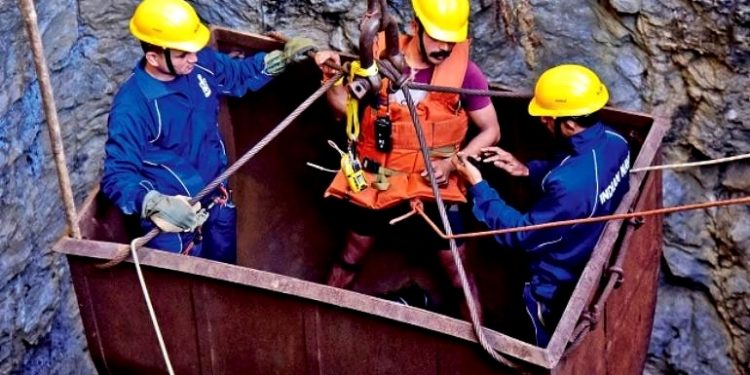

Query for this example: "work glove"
[262,37,318,76]
[141,191,209,233]
[284,36,317,63]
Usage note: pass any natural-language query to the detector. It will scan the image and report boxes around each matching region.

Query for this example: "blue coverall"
[468,122,631,346]
[102,48,275,263]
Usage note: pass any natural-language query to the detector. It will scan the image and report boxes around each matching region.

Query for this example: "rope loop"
[345,96,360,141]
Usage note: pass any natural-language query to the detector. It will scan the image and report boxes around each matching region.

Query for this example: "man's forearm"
[461,126,500,156]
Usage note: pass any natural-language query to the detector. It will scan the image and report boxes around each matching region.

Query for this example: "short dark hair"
[561,111,600,128]
[140,41,164,54]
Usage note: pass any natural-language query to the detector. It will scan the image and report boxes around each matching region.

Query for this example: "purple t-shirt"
[405,61,491,111]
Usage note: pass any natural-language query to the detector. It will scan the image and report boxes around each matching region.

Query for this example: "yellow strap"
[350,60,379,78]
[344,61,379,142]
[346,96,359,141]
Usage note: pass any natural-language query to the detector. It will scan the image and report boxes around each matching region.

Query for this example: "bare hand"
[421,158,454,185]
[314,50,341,79]
[481,146,529,176]
[451,153,483,185]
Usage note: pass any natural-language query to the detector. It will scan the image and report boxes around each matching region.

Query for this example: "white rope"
[130,238,175,375]
[631,152,750,173]
[306,161,338,173]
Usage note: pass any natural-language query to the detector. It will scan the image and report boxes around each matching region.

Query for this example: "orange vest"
[325,35,470,210]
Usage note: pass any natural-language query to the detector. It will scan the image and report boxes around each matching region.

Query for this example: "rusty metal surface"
[59,236,546,366]
[64,248,544,374]
[603,169,663,374]
[553,169,663,374]
[54,27,670,374]
[553,321,607,375]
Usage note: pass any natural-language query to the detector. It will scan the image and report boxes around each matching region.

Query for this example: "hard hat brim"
[422,21,468,43]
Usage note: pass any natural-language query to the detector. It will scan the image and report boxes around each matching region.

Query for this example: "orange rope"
[407,195,750,240]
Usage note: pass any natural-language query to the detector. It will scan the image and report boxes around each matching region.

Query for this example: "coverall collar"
[134,59,182,100]
[567,122,605,155]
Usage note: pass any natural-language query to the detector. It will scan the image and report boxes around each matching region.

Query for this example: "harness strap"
[429,145,459,158]
[373,168,394,191]
[366,145,459,191]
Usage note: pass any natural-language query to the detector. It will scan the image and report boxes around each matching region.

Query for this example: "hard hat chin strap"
[163,48,178,76]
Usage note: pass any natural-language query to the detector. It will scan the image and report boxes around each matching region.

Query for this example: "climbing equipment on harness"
[374,116,393,152]
[360,157,402,191]
[129,0,210,53]
[345,60,379,141]
[528,64,609,118]
[328,140,368,193]
[348,0,404,99]
[324,35,470,210]
[374,96,393,152]
[345,97,360,142]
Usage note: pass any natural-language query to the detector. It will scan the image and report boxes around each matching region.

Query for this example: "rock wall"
[0,0,746,374]
[1,0,98,373]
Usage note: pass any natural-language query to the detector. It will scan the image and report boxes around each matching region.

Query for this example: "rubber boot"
[326,231,376,289]
[438,245,483,323]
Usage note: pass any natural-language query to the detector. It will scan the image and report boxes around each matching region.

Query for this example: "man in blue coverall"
[101,0,317,263]
[452,64,631,347]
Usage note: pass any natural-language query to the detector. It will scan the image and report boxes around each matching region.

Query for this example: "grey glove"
[283,36,317,63]
[262,50,287,76]
[262,37,318,76]
[141,190,208,233]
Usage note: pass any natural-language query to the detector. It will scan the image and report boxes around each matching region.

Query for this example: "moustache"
[429,50,451,60]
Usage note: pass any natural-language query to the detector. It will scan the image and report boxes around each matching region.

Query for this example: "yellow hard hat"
[412,0,470,43]
[129,0,210,52]
[528,64,610,118]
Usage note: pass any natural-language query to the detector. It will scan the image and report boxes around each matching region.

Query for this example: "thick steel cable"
[18,0,81,239]
[412,195,750,240]
[401,87,520,368]
[409,83,750,173]
[407,81,530,98]
[99,72,344,268]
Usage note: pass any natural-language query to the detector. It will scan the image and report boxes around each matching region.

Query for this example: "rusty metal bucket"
[54,27,668,374]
